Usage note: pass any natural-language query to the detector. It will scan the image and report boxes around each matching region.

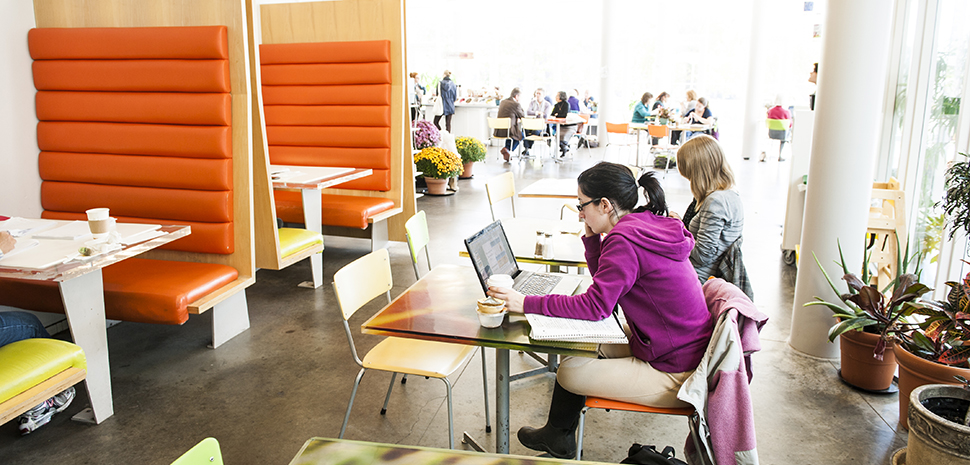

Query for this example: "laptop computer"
[464,220,583,297]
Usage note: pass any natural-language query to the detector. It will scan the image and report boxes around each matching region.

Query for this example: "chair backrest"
[605,122,628,134]
[404,210,432,279]
[647,124,669,138]
[171,437,223,465]
[766,118,789,131]
[521,117,545,131]
[487,117,511,131]
[332,248,393,321]
[485,172,516,221]
[578,113,590,123]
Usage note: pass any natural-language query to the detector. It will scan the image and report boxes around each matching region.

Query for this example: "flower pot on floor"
[904,384,970,464]
[894,343,970,430]
[459,162,475,179]
[839,330,897,391]
[424,177,448,195]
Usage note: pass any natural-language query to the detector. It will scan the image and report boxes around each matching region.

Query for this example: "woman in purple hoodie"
[489,163,713,458]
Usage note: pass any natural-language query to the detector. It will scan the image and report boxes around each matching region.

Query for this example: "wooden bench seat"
[0,339,86,426]
[0,259,238,325]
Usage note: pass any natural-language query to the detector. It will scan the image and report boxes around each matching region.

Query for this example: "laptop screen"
[464,220,519,293]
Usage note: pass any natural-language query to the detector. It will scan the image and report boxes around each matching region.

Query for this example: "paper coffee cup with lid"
[486,274,514,290]
[86,208,114,239]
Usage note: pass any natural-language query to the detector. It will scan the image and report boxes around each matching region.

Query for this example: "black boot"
[517,382,585,458]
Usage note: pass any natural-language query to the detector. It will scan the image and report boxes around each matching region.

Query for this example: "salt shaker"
[534,230,544,258]
[542,232,554,259]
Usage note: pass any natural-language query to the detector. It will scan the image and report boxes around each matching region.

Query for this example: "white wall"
[0,3,40,218]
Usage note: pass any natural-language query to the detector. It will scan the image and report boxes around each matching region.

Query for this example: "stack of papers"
[32,221,93,240]
[526,313,629,344]
[0,218,57,237]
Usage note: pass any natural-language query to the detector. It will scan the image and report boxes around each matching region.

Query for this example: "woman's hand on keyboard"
[488,286,524,313]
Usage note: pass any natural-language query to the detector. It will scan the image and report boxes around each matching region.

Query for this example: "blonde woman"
[680,89,698,115]
[676,135,748,293]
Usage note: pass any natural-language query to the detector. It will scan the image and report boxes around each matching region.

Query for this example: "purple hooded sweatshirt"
[523,211,712,373]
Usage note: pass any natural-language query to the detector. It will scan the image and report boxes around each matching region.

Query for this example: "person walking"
[434,70,457,133]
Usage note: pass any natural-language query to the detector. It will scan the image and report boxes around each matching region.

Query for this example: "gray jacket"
[688,189,744,282]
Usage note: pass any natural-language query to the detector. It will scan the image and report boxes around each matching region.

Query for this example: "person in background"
[652,92,670,113]
[631,92,654,124]
[497,87,526,162]
[763,95,792,161]
[808,62,818,110]
[676,135,751,299]
[583,90,595,112]
[680,97,715,142]
[0,310,77,435]
[680,89,698,115]
[552,91,578,157]
[567,89,581,113]
[488,163,712,459]
[524,88,553,157]
[409,72,425,122]
[433,70,457,133]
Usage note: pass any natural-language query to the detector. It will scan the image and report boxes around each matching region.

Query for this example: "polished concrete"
[0,144,907,464]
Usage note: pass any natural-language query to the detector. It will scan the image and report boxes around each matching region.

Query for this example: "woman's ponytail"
[635,172,669,217]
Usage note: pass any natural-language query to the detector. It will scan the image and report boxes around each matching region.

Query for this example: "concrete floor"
[0,143,907,464]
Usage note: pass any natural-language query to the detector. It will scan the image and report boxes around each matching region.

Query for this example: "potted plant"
[414,147,462,195]
[656,107,674,125]
[896,381,970,464]
[455,136,486,179]
[806,241,931,391]
[413,120,440,150]
[893,265,970,429]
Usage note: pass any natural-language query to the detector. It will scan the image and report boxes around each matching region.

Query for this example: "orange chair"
[647,124,676,175]
[576,397,702,460]
[604,123,636,162]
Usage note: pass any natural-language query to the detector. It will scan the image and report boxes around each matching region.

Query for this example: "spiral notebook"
[525,313,628,344]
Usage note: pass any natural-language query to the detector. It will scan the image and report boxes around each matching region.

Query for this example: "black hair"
[633,171,669,216]
[577,162,639,214]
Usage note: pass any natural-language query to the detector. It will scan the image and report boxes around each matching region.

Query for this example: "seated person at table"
[676,135,751,298]
[631,92,653,124]
[0,311,76,435]
[524,88,553,156]
[551,91,578,157]
[567,89,582,113]
[676,97,715,143]
[652,92,669,114]
[497,87,526,161]
[583,90,595,112]
[488,163,713,459]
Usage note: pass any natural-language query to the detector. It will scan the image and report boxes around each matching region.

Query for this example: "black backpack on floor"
[620,444,688,465]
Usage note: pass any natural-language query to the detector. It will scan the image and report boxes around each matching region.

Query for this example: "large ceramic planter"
[894,343,970,430]
[424,177,448,195]
[839,330,897,391]
[459,162,475,179]
[904,384,970,464]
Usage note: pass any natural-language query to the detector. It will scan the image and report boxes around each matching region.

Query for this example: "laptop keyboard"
[516,273,564,296]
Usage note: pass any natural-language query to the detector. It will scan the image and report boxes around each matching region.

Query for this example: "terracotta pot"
[905,384,970,464]
[424,177,448,195]
[459,161,474,179]
[839,330,897,391]
[894,343,970,430]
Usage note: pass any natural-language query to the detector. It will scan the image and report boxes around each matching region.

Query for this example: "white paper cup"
[487,274,514,290]
[86,208,110,221]
[476,308,507,328]
[90,217,116,240]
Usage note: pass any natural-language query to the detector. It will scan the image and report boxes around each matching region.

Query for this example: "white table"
[0,220,190,424]
[518,178,579,199]
[270,165,374,288]
[460,217,587,270]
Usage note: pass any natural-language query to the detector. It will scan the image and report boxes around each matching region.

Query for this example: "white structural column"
[789,0,895,358]
[740,0,768,161]
[598,0,617,147]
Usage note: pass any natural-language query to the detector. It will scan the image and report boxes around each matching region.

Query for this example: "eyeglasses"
[576,198,602,212]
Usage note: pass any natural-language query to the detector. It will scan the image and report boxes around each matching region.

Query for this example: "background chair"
[571,114,593,158]
[576,398,702,461]
[171,437,223,465]
[521,117,551,159]
[604,122,636,163]
[485,172,516,221]
[647,124,676,175]
[334,249,489,448]
[487,117,513,160]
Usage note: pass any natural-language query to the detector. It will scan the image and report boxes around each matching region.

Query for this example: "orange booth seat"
[260,40,402,245]
[0,26,248,332]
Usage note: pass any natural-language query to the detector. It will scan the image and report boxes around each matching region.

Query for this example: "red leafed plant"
[897,263,970,368]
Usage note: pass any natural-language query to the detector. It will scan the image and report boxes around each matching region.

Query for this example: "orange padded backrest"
[260,40,391,191]
[29,26,234,254]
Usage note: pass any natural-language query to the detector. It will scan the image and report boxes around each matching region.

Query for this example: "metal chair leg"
[480,348,491,433]
[340,368,366,438]
[381,372,398,415]
[441,377,455,449]
[576,406,588,460]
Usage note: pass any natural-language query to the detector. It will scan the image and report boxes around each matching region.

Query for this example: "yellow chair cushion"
[0,339,86,404]
[278,228,323,259]
[363,337,476,378]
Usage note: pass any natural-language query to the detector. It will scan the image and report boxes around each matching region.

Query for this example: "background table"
[518,178,578,199]
[361,265,595,454]
[458,217,587,270]
[289,437,615,465]
[0,222,190,424]
[270,165,373,287]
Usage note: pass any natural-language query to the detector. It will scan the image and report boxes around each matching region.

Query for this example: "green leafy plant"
[806,240,932,360]
[455,136,486,163]
[897,264,970,368]
[938,153,970,240]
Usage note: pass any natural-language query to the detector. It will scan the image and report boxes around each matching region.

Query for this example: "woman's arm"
[688,194,730,281]
[691,109,715,125]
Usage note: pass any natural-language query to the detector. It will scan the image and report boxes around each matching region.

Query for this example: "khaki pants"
[557,342,693,409]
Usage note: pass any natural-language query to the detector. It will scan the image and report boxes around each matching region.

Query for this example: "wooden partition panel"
[256,0,415,243]
[34,0,256,304]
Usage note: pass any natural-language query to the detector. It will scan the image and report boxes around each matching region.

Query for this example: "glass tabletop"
[361,265,598,358]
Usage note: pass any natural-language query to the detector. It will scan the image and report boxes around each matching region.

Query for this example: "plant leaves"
[938,345,970,366]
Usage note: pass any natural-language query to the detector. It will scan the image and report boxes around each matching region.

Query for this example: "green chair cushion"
[0,338,86,404]
[278,228,323,259]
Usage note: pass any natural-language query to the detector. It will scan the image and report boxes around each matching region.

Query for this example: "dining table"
[270,165,373,288]
[627,122,713,166]
[0,218,191,424]
[458,217,587,271]
[361,265,596,454]
[517,178,579,199]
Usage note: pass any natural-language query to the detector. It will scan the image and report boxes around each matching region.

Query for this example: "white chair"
[521,117,551,159]
[485,172,516,221]
[487,117,513,160]
[334,249,490,448]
